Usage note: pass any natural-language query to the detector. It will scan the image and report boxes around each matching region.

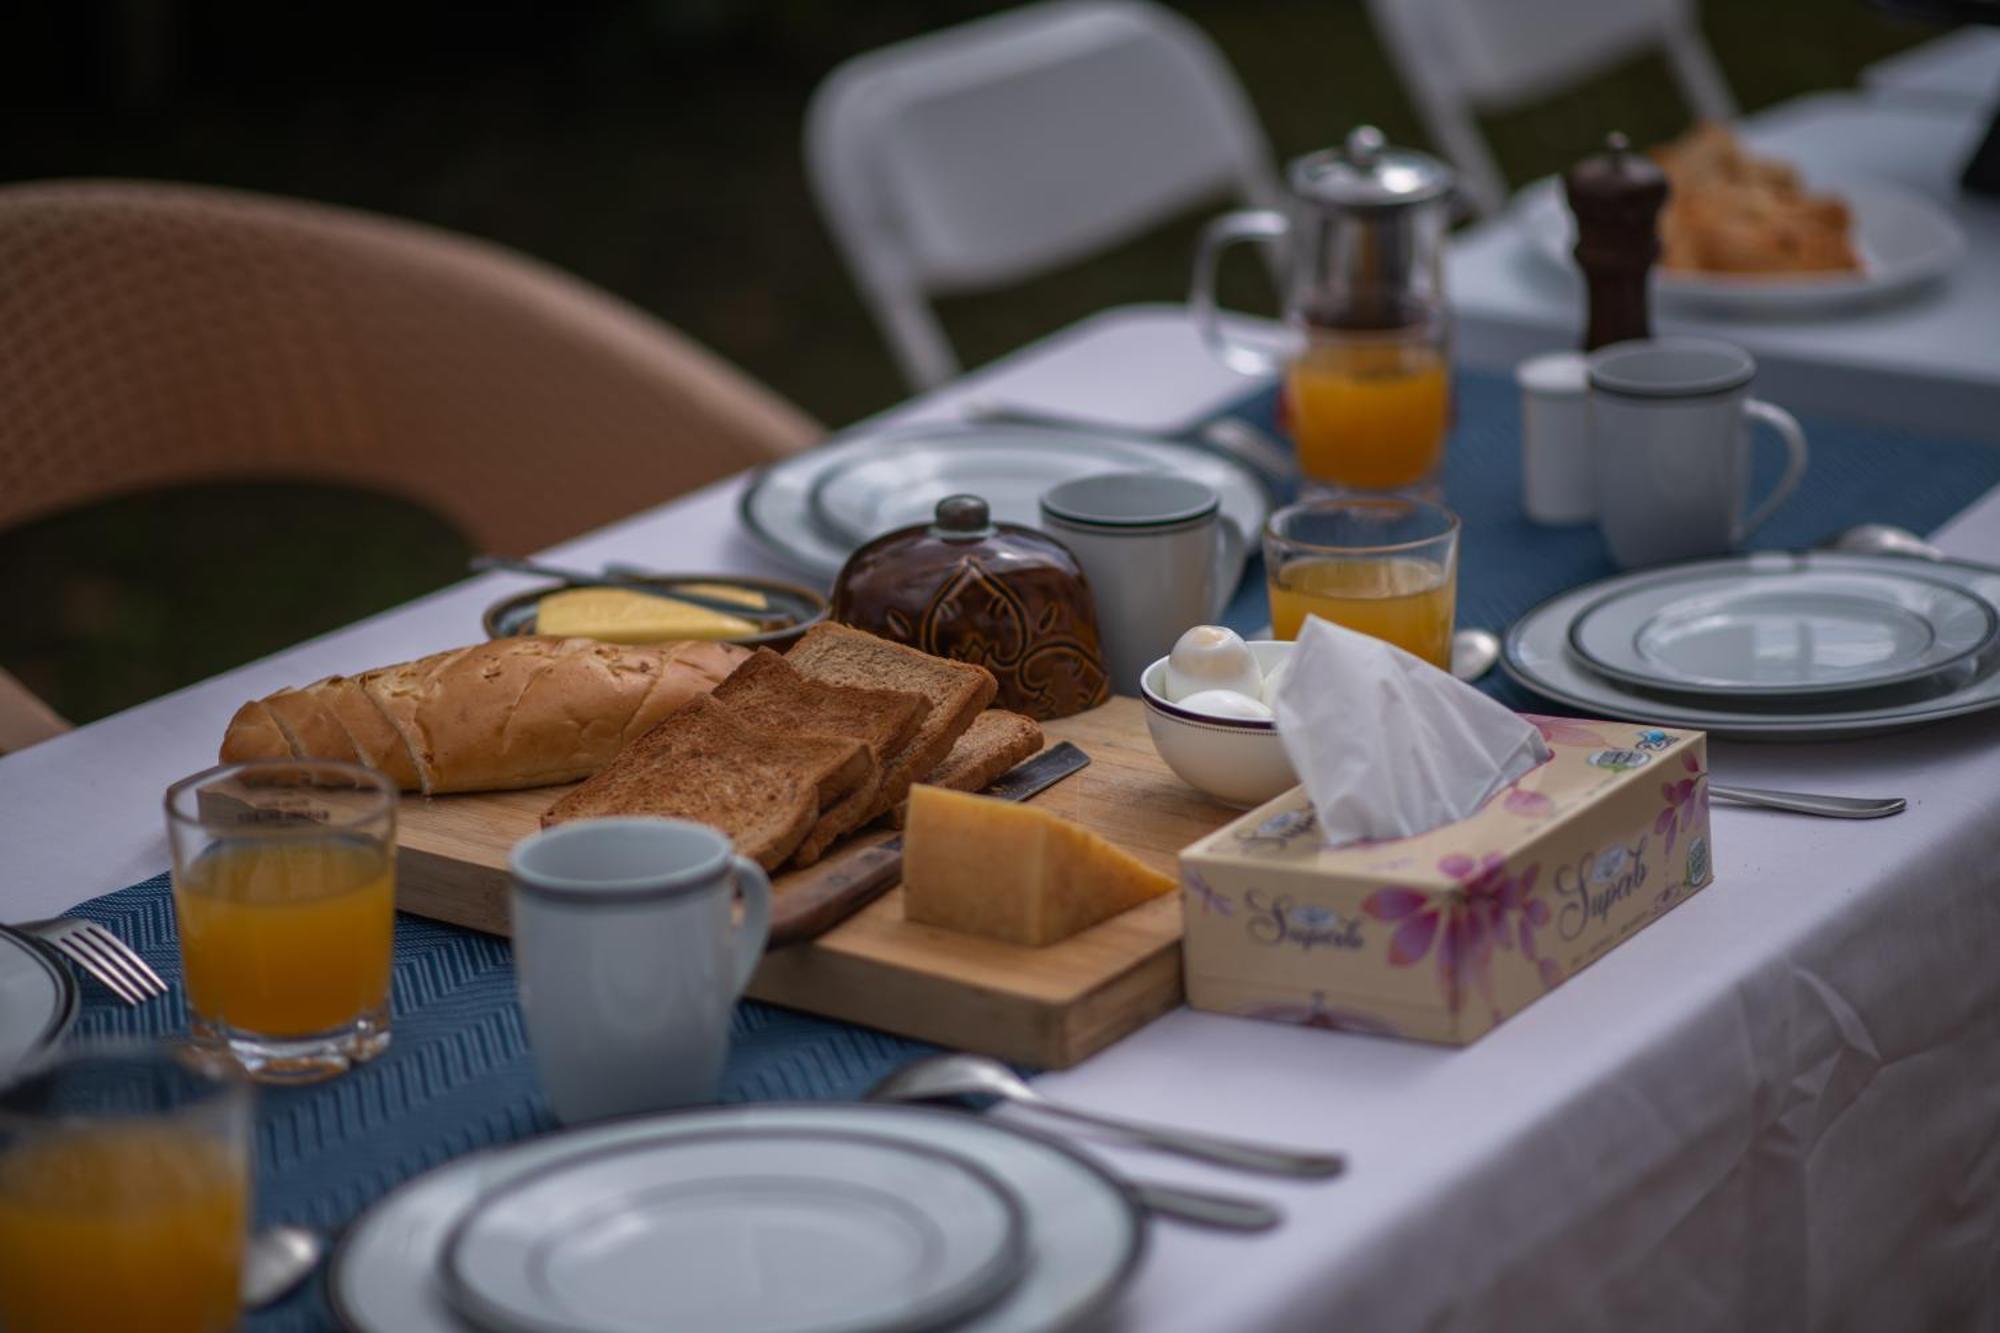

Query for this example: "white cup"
[1589,338,1809,569]
[1040,472,1245,695]
[509,817,771,1125]
[1517,351,1594,526]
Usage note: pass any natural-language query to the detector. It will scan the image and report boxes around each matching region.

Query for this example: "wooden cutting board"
[392,697,1237,1067]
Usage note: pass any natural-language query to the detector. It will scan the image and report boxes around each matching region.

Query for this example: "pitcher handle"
[1191,210,1290,376]
[727,855,772,996]
[1739,399,1809,541]
[1211,515,1247,620]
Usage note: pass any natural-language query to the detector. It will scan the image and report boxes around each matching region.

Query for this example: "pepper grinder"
[1563,132,1669,351]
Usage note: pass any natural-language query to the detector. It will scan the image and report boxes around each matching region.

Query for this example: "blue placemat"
[64,875,938,1332]
[1215,368,2000,710]
[53,366,2000,1331]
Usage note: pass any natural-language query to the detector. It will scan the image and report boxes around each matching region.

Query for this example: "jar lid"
[928,494,996,541]
[1289,125,1454,210]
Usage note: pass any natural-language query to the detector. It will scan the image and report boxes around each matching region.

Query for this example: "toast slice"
[711,649,930,866]
[786,624,997,822]
[889,710,1045,826]
[540,695,870,870]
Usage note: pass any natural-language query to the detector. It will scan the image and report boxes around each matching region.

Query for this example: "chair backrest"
[0,181,819,554]
[807,0,1277,390]
[1366,0,1736,216]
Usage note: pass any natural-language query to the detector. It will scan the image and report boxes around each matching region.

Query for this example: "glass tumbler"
[1263,496,1461,668]
[0,1042,251,1333]
[166,759,396,1083]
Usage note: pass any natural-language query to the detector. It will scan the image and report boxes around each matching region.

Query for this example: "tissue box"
[1179,718,1712,1045]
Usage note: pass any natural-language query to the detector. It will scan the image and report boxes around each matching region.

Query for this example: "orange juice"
[0,1122,246,1333]
[174,834,394,1037]
[1285,337,1451,491]
[1268,556,1456,667]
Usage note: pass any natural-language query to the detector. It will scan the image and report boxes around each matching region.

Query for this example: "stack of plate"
[332,1103,1143,1333]
[741,422,1271,580]
[1502,551,2000,740]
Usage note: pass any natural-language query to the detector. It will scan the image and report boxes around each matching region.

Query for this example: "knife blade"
[765,741,1092,949]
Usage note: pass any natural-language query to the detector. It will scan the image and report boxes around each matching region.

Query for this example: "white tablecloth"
[1449,93,2000,444]
[8,250,2000,1333]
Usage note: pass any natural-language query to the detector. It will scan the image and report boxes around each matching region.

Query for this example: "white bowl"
[1140,641,1299,808]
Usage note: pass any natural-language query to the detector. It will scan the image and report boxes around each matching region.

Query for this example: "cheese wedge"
[673,581,769,610]
[902,785,1175,946]
[535,587,757,644]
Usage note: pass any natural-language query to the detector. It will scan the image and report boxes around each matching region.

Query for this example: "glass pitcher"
[1192,126,1456,494]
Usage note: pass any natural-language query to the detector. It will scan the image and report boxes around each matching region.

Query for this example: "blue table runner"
[60,366,2000,1330]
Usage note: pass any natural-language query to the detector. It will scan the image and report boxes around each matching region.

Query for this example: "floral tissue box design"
[1179,718,1712,1046]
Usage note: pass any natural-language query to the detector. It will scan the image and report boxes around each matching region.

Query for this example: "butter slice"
[536,587,757,644]
[673,581,769,610]
[902,785,1175,946]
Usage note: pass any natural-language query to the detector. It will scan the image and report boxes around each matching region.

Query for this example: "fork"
[17,918,168,1005]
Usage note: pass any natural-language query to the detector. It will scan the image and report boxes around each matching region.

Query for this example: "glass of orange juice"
[1284,323,1452,494]
[0,1043,250,1333]
[1263,496,1460,668]
[167,759,396,1083]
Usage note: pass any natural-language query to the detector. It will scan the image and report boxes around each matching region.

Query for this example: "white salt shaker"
[1517,352,1593,525]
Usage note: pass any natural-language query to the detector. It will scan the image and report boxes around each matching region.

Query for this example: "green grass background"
[0,0,1944,723]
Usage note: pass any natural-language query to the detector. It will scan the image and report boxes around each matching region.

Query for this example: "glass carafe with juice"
[1192,126,1456,493]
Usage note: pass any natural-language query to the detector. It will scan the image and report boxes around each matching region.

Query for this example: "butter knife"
[767,741,1092,948]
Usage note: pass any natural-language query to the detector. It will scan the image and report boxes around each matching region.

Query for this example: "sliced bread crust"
[785,624,996,822]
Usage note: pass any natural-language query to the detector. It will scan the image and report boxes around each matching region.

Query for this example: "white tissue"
[1272,616,1550,847]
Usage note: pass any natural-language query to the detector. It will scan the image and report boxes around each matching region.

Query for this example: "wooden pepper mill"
[1563,132,1670,351]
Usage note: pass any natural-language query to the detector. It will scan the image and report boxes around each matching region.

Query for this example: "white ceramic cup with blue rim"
[509,818,771,1125]
[1041,472,1245,694]
[1589,337,1809,569]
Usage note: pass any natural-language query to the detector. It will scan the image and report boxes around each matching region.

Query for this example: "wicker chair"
[0,179,822,752]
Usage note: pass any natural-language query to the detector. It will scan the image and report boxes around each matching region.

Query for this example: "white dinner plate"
[0,927,78,1084]
[742,423,1270,580]
[440,1129,1026,1333]
[1504,552,2000,740]
[1568,563,1998,698]
[1514,174,1966,316]
[331,1103,1144,1333]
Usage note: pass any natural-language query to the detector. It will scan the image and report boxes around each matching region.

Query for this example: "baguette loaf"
[219,637,748,794]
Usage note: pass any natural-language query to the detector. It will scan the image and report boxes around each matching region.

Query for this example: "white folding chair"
[1366,0,1736,217]
[806,0,1278,391]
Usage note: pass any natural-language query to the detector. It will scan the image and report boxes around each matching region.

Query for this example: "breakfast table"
[7,288,2000,1329]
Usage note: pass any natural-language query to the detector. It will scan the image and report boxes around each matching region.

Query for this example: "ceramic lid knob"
[932,494,994,539]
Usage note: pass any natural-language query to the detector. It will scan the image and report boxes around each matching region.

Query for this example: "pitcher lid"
[1290,125,1454,210]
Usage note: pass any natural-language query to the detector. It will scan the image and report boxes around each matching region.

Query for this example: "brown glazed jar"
[830,495,1111,720]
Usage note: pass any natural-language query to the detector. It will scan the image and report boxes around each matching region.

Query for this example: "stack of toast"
[543,624,1046,870]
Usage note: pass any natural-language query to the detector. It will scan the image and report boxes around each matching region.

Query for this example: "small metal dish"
[482,574,829,651]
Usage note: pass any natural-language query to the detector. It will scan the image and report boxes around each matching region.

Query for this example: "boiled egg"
[1177,688,1274,720]
[1260,658,1290,706]
[1163,625,1264,703]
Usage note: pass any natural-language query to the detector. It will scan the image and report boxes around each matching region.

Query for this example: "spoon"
[1821,522,1945,561]
[242,1225,322,1309]
[869,1053,1343,1178]
[467,556,789,624]
[1451,627,1502,682]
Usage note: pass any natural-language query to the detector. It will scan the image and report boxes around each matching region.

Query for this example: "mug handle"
[1738,399,1809,541]
[727,855,772,996]
[1190,210,1290,376]
[1210,515,1247,621]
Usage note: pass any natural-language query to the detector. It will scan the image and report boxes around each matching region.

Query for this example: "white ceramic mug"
[1589,338,1809,569]
[509,817,771,1125]
[1040,472,1245,694]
